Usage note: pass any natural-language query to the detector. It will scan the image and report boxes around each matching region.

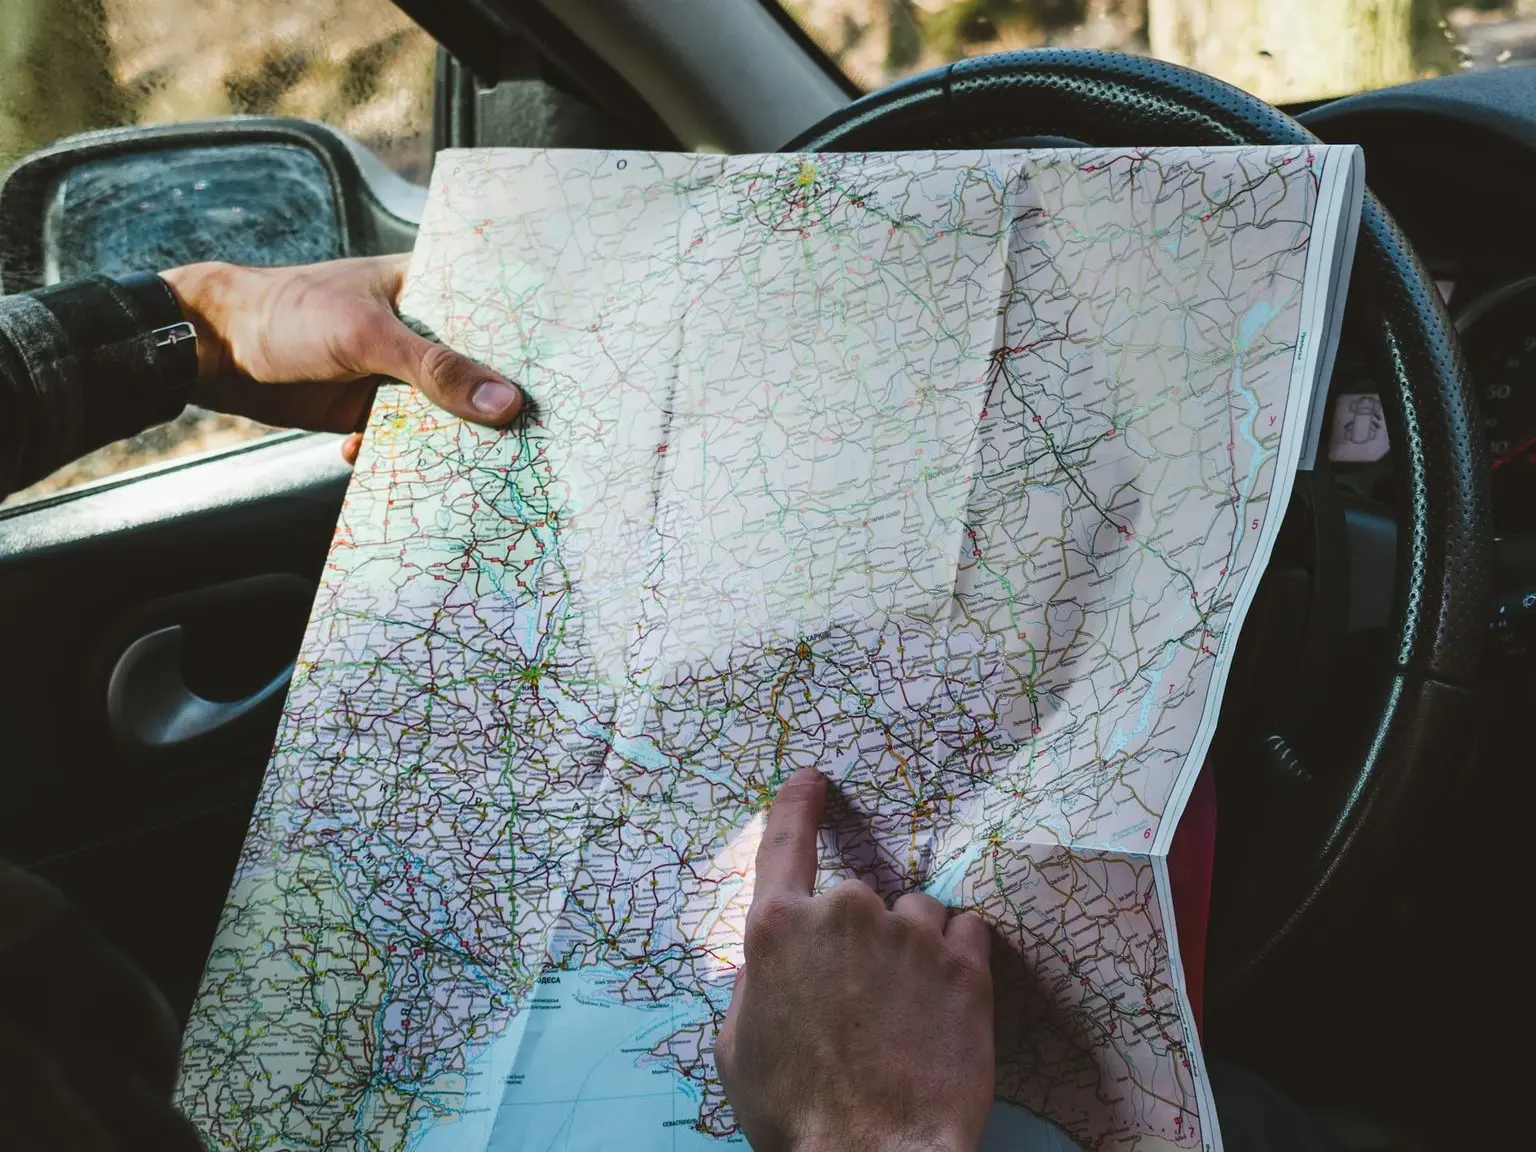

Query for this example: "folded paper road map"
[179,144,1363,1152]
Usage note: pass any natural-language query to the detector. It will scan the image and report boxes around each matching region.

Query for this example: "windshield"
[775,1,1533,106]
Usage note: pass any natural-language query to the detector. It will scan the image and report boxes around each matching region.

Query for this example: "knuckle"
[896,891,944,918]
[764,825,800,855]
[416,339,466,389]
[744,895,798,957]
[958,909,990,934]
[944,942,993,990]
[825,878,882,916]
[952,910,993,950]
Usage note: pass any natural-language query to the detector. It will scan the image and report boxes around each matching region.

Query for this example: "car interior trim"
[530,0,849,152]
[0,431,350,559]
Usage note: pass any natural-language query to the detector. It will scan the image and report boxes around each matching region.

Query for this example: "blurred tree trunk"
[885,0,923,71]
[1148,0,1423,103]
[864,0,923,76]
[792,0,924,84]
[0,0,126,167]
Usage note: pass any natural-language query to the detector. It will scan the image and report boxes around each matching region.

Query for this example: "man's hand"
[161,255,523,464]
[717,768,995,1152]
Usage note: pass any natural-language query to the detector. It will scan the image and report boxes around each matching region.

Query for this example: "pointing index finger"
[753,768,827,900]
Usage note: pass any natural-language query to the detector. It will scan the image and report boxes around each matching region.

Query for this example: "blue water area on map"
[484,967,724,1152]
[1225,294,1284,567]
[1238,299,1277,345]
[982,1105,1085,1152]
[922,840,985,905]
[410,963,1084,1152]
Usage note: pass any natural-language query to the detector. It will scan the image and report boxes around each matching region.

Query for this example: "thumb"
[361,310,524,426]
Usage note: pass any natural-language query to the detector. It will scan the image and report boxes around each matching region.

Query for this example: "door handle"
[107,624,294,750]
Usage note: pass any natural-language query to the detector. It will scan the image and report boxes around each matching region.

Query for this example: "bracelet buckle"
[153,321,197,349]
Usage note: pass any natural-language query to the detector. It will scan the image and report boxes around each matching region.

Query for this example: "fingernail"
[471,379,520,417]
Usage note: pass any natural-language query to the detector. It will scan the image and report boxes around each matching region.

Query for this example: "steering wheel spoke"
[1343,498,1396,634]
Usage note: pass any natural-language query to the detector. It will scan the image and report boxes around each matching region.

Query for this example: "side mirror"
[0,117,426,292]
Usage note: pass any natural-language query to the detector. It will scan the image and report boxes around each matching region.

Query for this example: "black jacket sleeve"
[0,276,191,500]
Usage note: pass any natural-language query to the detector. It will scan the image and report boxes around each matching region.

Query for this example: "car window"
[0,0,435,506]
[773,1,1531,106]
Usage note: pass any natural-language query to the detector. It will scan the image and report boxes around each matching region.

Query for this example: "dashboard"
[1458,277,1536,530]
[1295,66,1536,666]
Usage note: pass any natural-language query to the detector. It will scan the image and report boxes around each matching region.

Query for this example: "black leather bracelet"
[113,271,200,408]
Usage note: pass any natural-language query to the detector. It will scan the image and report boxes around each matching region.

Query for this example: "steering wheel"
[785,51,1489,1003]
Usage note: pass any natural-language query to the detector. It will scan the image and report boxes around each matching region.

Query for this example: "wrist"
[159,262,236,385]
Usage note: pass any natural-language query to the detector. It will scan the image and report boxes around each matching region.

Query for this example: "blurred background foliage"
[0,0,438,502]
[0,0,435,178]
[786,1,1536,101]
[7,2,1536,182]
[2,0,1534,502]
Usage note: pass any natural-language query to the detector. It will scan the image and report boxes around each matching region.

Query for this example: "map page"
[178,145,1363,1152]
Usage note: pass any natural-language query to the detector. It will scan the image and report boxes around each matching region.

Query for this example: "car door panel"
[0,5,700,1025]
[0,433,348,1018]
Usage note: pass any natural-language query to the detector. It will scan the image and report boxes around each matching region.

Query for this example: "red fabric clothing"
[1166,764,1217,1037]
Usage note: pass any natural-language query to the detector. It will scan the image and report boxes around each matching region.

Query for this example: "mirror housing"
[0,117,425,292]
